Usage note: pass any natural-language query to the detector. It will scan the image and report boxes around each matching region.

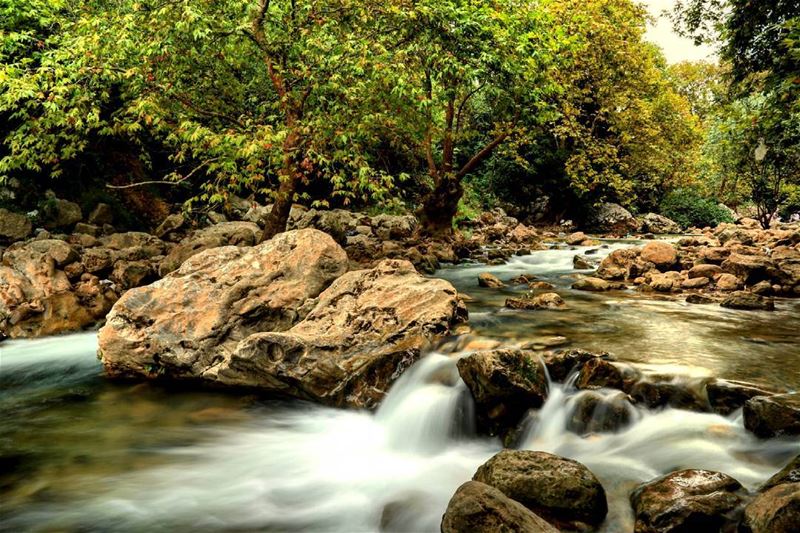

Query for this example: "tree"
[374,0,563,236]
[2,1,399,237]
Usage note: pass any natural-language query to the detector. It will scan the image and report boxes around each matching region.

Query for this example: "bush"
[660,189,734,229]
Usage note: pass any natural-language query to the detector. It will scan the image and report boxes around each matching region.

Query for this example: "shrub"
[659,188,734,229]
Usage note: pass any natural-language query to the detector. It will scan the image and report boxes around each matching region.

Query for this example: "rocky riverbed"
[1,203,800,532]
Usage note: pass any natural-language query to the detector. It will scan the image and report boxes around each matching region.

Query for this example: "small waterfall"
[376,353,476,453]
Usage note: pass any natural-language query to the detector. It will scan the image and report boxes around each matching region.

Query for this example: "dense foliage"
[659,188,733,229]
[1,0,798,233]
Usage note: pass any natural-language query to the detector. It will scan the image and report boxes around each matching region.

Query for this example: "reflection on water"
[439,241,800,390]
[1,241,799,532]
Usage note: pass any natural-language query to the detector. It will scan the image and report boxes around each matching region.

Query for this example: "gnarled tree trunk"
[417,175,463,238]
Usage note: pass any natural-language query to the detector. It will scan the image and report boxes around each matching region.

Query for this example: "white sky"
[642,0,717,64]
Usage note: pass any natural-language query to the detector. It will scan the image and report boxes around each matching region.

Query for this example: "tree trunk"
[261,173,299,241]
[261,130,301,242]
[417,175,463,238]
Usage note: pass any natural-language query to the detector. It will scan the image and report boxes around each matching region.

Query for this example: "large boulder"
[721,253,775,284]
[706,379,775,416]
[640,241,678,271]
[0,241,116,338]
[741,483,800,533]
[99,230,466,408]
[441,481,558,533]
[371,214,417,241]
[456,349,549,435]
[473,450,608,530]
[294,208,364,243]
[158,221,261,275]
[630,469,745,533]
[744,393,800,438]
[638,213,681,234]
[0,208,32,243]
[596,248,647,281]
[587,203,640,234]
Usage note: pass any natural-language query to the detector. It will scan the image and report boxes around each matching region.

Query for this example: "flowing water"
[2,241,799,532]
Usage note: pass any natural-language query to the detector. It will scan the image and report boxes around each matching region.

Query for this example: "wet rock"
[510,274,537,285]
[762,455,800,491]
[575,358,624,390]
[159,221,261,275]
[689,264,722,279]
[568,390,634,435]
[573,255,595,269]
[509,223,540,245]
[87,203,114,226]
[457,349,548,435]
[529,281,556,290]
[640,242,678,270]
[630,380,709,412]
[40,194,82,229]
[588,202,640,234]
[544,349,607,383]
[741,483,800,533]
[441,481,558,533]
[686,294,716,305]
[572,277,612,291]
[720,291,775,311]
[478,272,505,289]
[630,469,745,533]
[566,231,588,245]
[505,293,565,311]
[0,208,32,242]
[749,280,774,296]
[473,450,608,530]
[706,379,775,416]
[638,213,681,235]
[744,393,800,438]
[597,248,642,280]
[100,231,465,409]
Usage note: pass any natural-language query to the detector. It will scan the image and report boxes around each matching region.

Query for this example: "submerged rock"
[720,291,775,311]
[478,272,505,289]
[441,481,558,533]
[630,469,745,533]
[99,230,466,408]
[741,483,800,533]
[473,450,608,530]
[572,277,612,292]
[505,293,565,311]
[456,349,548,435]
[744,393,800,438]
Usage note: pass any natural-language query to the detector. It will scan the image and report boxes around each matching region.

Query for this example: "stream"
[2,241,799,532]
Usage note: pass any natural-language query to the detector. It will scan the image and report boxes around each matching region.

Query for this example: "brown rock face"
[744,393,800,438]
[473,450,608,530]
[441,481,558,533]
[572,277,612,291]
[640,241,678,270]
[721,253,775,285]
[576,358,624,390]
[1,240,116,337]
[0,208,32,242]
[630,469,745,533]
[457,349,548,435]
[99,230,465,408]
[159,222,261,275]
[762,455,800,491]
[706,379,775,416]
[741,483,800,533]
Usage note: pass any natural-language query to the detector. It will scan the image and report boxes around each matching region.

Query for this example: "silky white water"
[2,240,799,532]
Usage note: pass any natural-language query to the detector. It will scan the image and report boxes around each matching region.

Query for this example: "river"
[2,241,799,531]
